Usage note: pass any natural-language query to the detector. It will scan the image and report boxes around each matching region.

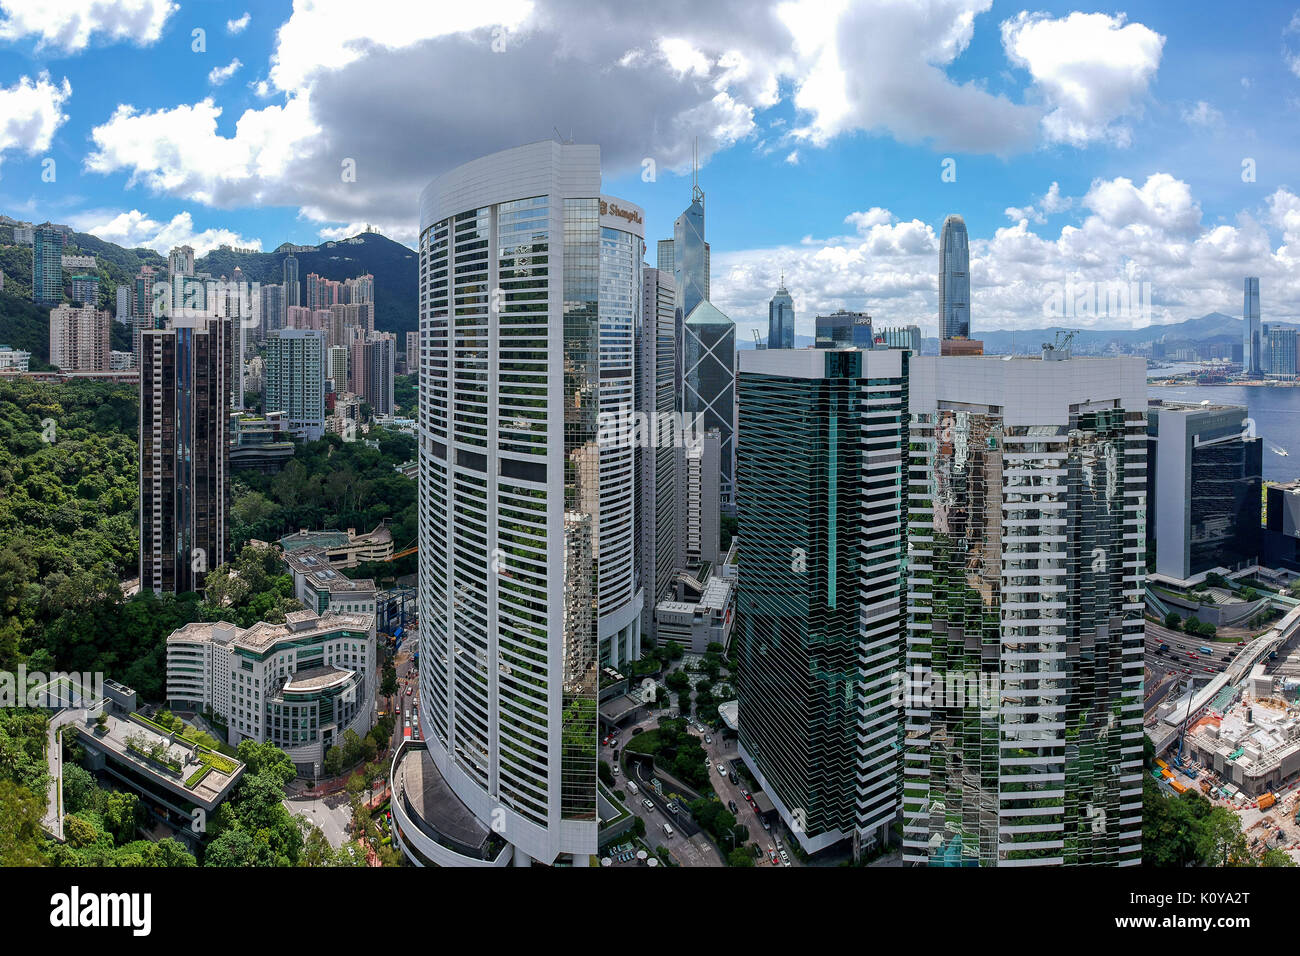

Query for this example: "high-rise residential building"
[1147,401,1261,580]
[350,332,395,415]
[736,347,909,857]
[116,285,132,324]
[262,282,285,339]
[815,309,873,348]
[284,253,300,307]
[168,245,195,278]
[32,223,65,306]
[139,314,232,595]
[1244,277,1262,375]
[49,304,111,371]
[903,352,1146,866]
[404,330,418,373]
[326,345,348,392]
[637,265,682,639]
[265,328,326,441]
[683,299,736,514]
[399,141,643,867]
[70,274,100,308]
[938,214,970,341]
[1269,326,1298,379]
[767,278,795,349]
[130,265,159,369]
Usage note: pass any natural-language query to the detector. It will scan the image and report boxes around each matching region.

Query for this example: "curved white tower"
[405,142,643,867]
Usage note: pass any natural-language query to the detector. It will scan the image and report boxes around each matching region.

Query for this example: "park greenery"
[1142,777,1293,867]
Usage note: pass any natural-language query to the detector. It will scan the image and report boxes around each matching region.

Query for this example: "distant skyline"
[1,1,1299,340]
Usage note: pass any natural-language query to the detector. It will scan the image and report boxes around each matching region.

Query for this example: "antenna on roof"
[692,136,704,206]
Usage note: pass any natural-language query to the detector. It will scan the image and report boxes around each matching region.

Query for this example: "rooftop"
[168,608,374,654]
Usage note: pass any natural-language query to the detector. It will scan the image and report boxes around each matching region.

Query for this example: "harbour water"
[1149,383,1300,482]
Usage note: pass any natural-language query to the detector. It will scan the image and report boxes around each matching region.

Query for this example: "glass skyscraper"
[814,309,872,349]
[683,300,736,513]
[903,355,1146,866]
[938,214,970,340]
[736,347,908,857]
[767,279,795,349]
[33,223,65,306]
[1244,277,1262,375]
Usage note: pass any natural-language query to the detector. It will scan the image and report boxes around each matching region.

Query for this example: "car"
[666,801,679,814]
[631,726,644,736]
[704,735,712,744]
[740,788,750,799]
[611,764,620,776]
[728,800,738,812]
[762,820,771,831]
[729,772,738,784]
[643,798,655,812]
[627,781,639,795]
[662,823,675,838]
[780,850,790,867]
[406,686,413,696]
[717,762,727,775]
[769,850,779,864]
[609,737,619,747]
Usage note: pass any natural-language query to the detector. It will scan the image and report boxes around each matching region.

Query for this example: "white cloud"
[783,149,799,165]
[70,209,261,256]
[226,12,250,35]
[712,173,1298,339]
[1001,11,1164,147]
[1181,100,1223,127]
[0,0,176,53]
[1004,181,1073,224]
[208,58,243,86]
[0,73,71,168]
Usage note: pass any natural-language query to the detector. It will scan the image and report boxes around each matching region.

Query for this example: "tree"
[236,740,296,787]
[381,661,398,697]
[1164,612,1180,629]
[727,846,755,867]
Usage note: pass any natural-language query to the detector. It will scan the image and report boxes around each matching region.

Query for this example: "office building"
[684,428,721,568]
[1244,277,1262,375]
[875,324,923,351]
[938,214,970,341]
[283,549,378,618]
[139,314,232,594]
[265,328,326,441]
[165,608,375,778]
[683,299,736,514]
[49,303,111,371]
[768,278,795,349]
[903,352,1146,866]
[32,223,65,305]
[403,141,644,867]
[736,347,909,857]
[655,575,735,655]
[815,309,873,349]
[1146,400,1261,581]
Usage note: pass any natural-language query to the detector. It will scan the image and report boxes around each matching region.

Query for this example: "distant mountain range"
[739,312,1284,355]
[0,222,418,339]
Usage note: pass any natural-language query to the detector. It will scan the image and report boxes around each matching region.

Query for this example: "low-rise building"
[654,575,734,654]
[165,608,376,778]
[279,523,394,567]
[284,548,378,617]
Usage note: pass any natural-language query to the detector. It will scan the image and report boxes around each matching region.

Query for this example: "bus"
[1198,646,1212,656]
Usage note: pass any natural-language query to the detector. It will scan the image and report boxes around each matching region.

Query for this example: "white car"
[611,764,620,776]
[780,850,790,867]
[717,762,727,775]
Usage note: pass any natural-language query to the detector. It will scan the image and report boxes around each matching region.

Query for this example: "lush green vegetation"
[230,429,416,552]
[622,716,711,794]
[394,373,417,418]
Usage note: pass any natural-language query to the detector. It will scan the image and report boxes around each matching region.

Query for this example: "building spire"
[692,137,704,206]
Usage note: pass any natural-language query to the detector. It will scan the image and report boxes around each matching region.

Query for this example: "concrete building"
[32,223,65,306]
[654,574,734,655]
[407,141,644,866]
[283,548,379,618]
[0,345,31,371]
[265,328,326,441]
[165,608,376,778]
[279,523,393,567]
[49,304,112,372]
[1147,400,1261,581]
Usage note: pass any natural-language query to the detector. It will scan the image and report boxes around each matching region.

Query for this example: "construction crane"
[752,329,765,350]
[384,542,417,562]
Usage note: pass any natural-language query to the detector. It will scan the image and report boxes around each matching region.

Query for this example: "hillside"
[0,222,417,340]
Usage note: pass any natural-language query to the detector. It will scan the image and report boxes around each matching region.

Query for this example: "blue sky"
[2,0,1299,338]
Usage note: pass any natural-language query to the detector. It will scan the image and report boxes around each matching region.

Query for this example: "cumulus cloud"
[1001,11,1164,147]
[711,174,1297,340]
[208,58,243,86]
[0,0,176,53]
[0,74,72,168]
[70,209,261,256]
[1004,181,1072,224]
[226,12,250,35]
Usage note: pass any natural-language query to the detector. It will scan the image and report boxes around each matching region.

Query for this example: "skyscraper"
[938,214,970,341]
[399,141,643,866]
[49,304,111,371]
[1244,277,1262,375]
[284,253,300,308]
[903,353,1146,866]
[265,328,326,441]
[736,347,909,856]
[768,278,795,349]
[32,223,65,306]
[683,299,736,514]
[139,314,232,595]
